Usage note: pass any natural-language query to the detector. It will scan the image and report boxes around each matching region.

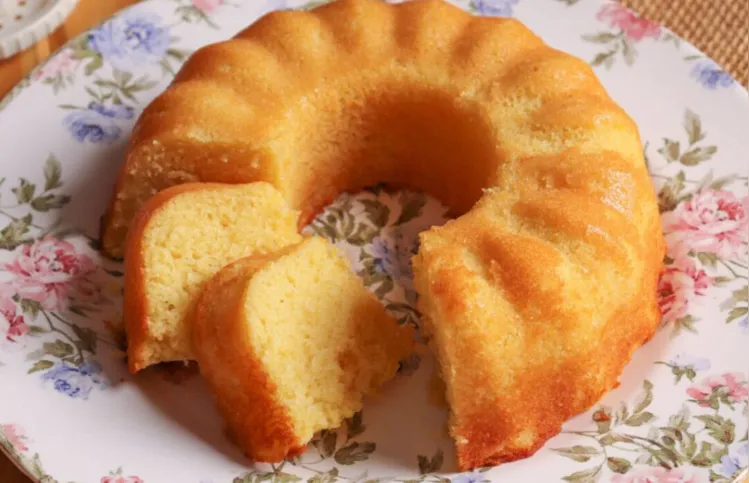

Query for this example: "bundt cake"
[123,182,302,373]
[191,236,414,462]
[104,0,664,468]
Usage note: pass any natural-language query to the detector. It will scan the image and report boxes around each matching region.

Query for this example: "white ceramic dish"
[0,0,747,482]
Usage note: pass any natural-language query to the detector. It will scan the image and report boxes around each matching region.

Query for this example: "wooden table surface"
[0,0,747,482]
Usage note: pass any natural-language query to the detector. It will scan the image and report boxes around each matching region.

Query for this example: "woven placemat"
[622,0,748,86]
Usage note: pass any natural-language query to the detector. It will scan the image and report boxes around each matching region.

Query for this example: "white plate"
[0,1,747,482]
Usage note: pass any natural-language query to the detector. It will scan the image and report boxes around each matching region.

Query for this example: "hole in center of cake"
[302,187,452,331]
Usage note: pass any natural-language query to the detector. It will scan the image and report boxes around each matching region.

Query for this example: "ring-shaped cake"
[102,0,665,469]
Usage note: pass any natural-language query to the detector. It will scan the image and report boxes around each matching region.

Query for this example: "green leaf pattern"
[557,377,748,481]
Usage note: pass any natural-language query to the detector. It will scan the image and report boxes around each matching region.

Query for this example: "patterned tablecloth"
[0,0,746,481]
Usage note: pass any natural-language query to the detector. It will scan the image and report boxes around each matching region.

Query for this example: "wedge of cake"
[123,182,302,372]
[191,237,414,461]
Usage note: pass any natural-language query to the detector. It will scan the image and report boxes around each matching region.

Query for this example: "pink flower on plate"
[687,372,749,408]
[3,236,97,311]
[33,49,75,81]
[191,0,223,14]
[663,190,748,260]
[597,3,661,41]
[0,285,28,342]
[658,256,711,324]
[611,466,700,483]
[0,424,29,453]
[101,474,144,483]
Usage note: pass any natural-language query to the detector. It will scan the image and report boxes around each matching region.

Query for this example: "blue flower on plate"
[690,60,734,89]
[369,236,397,276]
[662,352,711,382]
[88,11,170,71]
[451,472,485,483]
[669,353,711,371]
[64,111,121,143]
[40,361,105,399]
[89,102,135,120]
[470,0,519,17]
[369,230,419,281]
[715,442,748,478]
[63,101,135,143]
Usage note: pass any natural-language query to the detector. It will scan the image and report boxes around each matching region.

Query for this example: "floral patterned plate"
[0,0,747,482]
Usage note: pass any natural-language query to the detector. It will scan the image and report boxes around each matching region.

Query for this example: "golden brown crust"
[99,0,548,258]
[191,255,305,462]
[414,151,664,470]
[417,241,662,469]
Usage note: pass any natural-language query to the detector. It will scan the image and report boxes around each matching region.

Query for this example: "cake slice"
[191,237,415,462]
[123,182,302,373]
